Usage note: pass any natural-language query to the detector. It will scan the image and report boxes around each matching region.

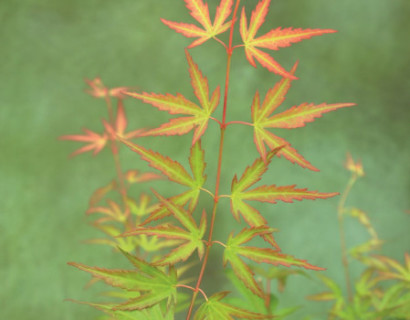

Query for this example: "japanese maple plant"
[62,0,358,318]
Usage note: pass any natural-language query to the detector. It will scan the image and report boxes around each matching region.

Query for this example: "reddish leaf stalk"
[337,173,357,301]
[104,95,132,229]
[177,284,208,301]
[186,1,241,318]
[225,120,253,126]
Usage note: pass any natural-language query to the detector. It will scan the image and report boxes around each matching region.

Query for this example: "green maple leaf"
[121,190,207,266]
[68,249,177,311]
[122,139,207,222]
[194,291,273,319]
[224,227,325,297]
[126,51,220,145]
[230,146,338,248]
[251,62,355,170]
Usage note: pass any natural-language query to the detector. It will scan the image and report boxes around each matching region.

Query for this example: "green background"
[1,0,409,319]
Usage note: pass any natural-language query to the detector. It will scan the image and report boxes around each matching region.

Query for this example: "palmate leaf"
[61,99,143,157]
[240,0,336,77]
[144,190,198,224]
[60,128,108,157]
[122,140,194,187]
[194,292,272,320]
[66,300,164,320]
[345,152,365,177]
[224,227,324,297]
[122,139,206,220]
[251,62,355,170]
[375,253,410,282]
[125,51,220,145]
[127,194,158,218]
[87,199,126,222]
[103,99,144,141]
[223,227,275,297]
[161,0,233,48]
[125,170,163,185]
[68,249,177,311]
[88,179,117,207]
[230,147,338,247]
[84,77,129,99]
[231,147,282,247]
[225,270,264,313]
[121,190,207,266]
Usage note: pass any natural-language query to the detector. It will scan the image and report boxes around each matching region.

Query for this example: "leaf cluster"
[308,155,410,319]
[58,1,409,320]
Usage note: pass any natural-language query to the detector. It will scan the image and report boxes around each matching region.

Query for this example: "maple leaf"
[375,253,410,283]
[306,274,343,303]
[68,249,177,311]
[345,152,365,177]
[88,179,117,207]
[194,291,273,319]
[143,190,199,225]
[122,139,207,222]
[87,199,126,223]
[124,170,163,185]
[59,128,108,157]
[103,99,144,141]
[68,300,173,320]
[125,50,220,145]
[121,191,207,266]
[240,0,337,78]
[85,77,129,99]
[251,62,355,170]
[224,227,324,297]
[161,0,233,48]
[230,146,338,247]
[127,194,159,218]
[230,147,282,248]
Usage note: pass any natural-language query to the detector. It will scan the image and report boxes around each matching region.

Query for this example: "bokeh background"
[1,0,409,319]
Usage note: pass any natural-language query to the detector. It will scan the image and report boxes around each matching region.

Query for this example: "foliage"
[307,154,410,319]
[61,0,408,319]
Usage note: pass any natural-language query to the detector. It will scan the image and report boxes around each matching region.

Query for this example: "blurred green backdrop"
[1,0,409,319]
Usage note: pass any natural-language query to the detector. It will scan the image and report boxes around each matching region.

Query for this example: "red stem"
[185,1,242,319]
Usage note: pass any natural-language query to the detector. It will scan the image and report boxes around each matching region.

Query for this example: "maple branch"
[104,95,132,229]
[186,1,242,319]
[337,172,357,301]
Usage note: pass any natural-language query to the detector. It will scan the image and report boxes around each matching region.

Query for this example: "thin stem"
[177,284,208,301]
[225,120,253,127]
[212,240,226,248]
[186,1,241,319]
[200,187,215,200]
[213,36,228,49]
[104,96,132,229]
[210,116,222,126]
[232,44,244,50]
[337,173,357,301]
